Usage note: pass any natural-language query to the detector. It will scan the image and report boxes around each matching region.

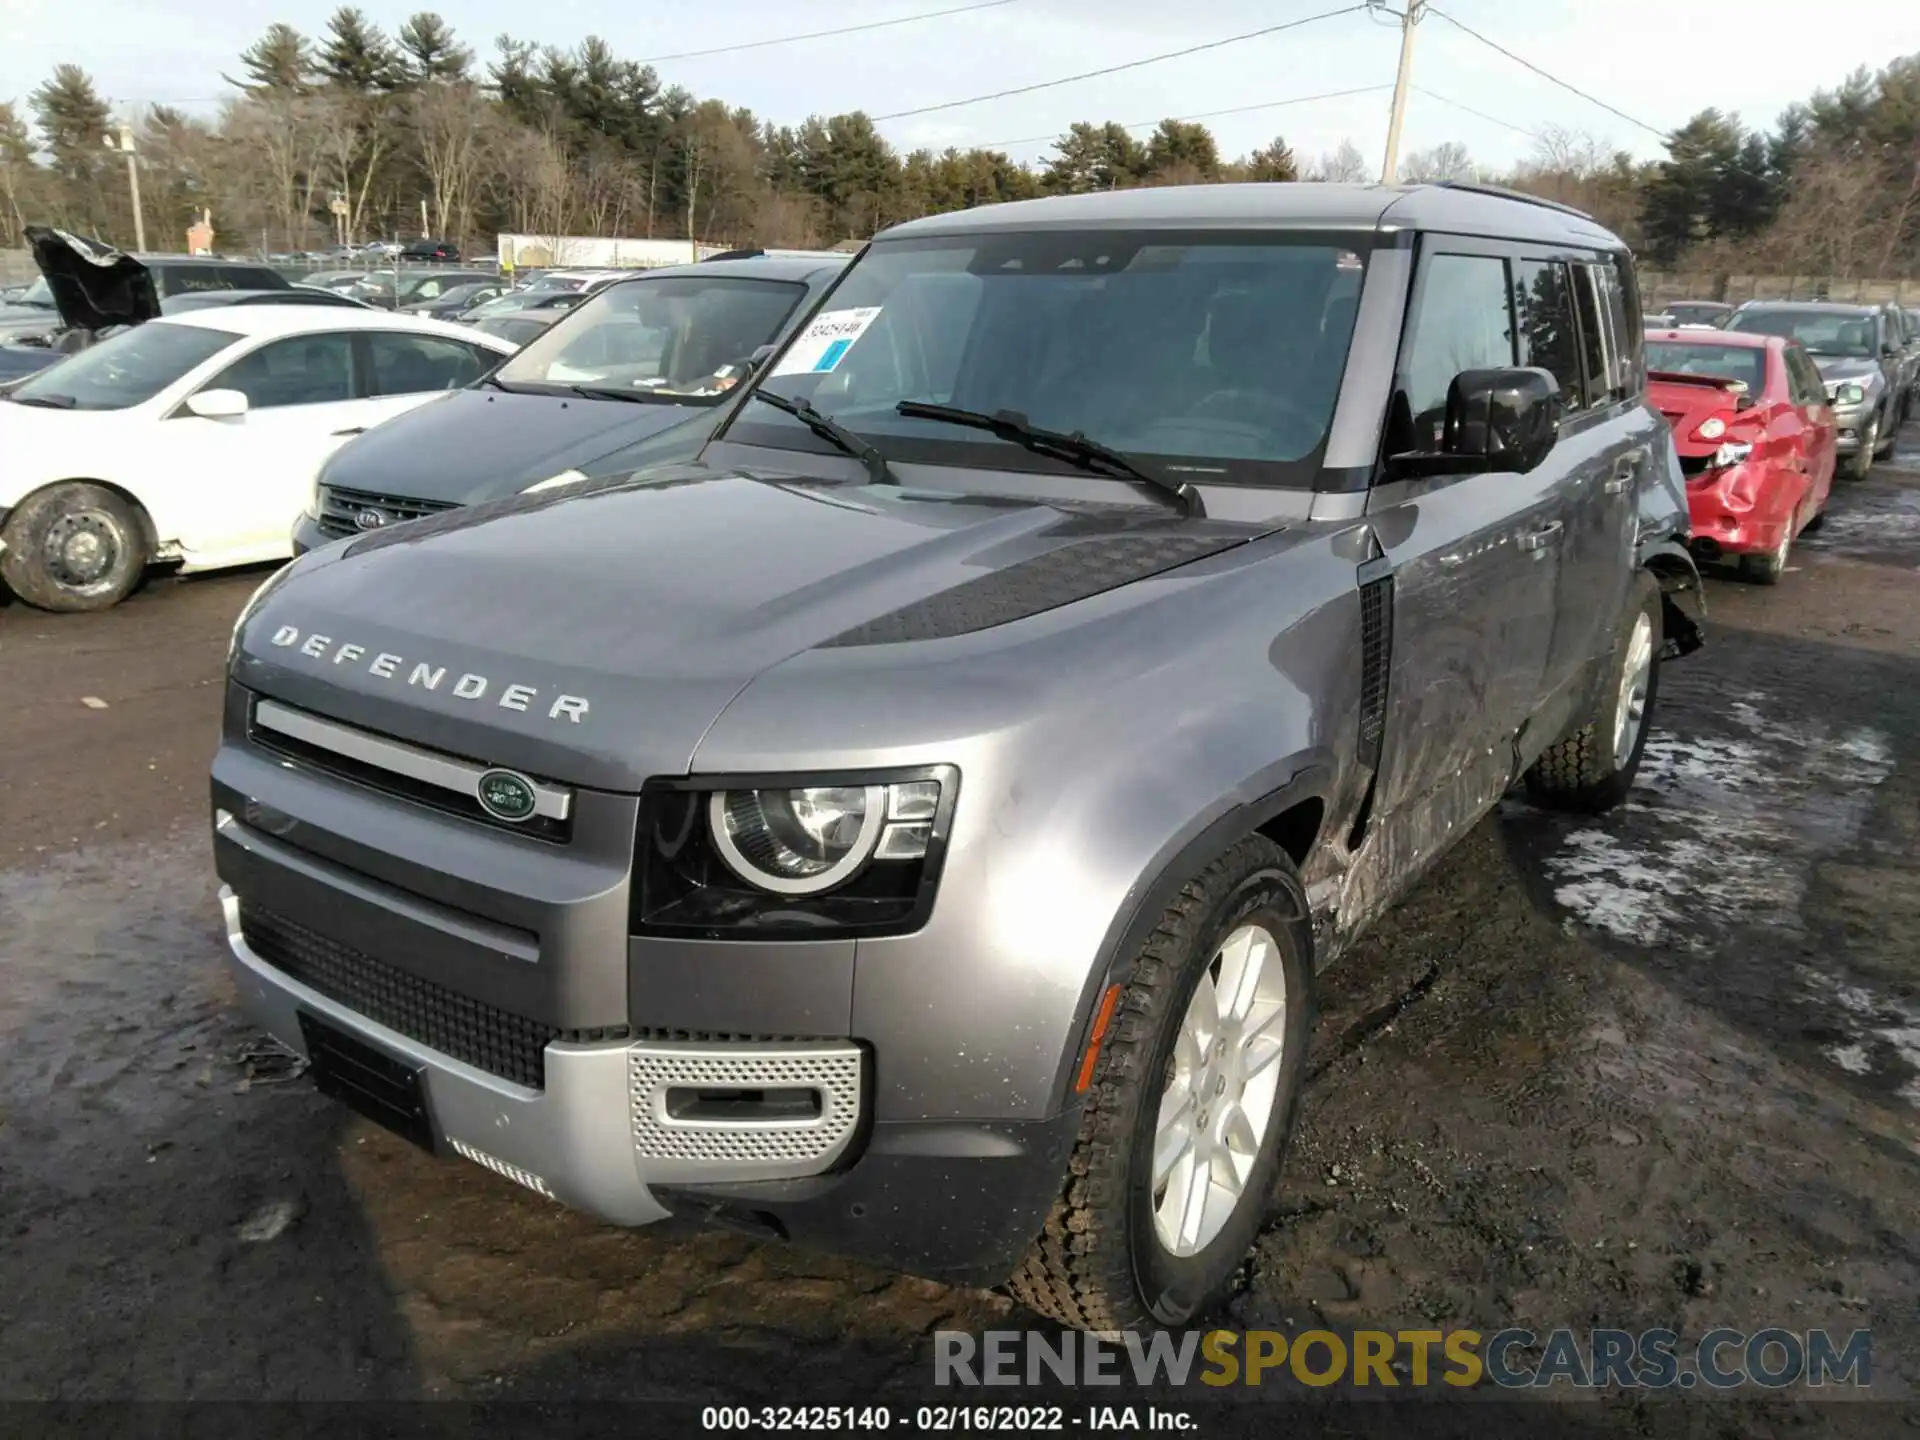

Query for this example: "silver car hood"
[235,463,1263,789]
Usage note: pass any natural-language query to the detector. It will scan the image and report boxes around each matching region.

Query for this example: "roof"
[1646,327,1773,348]
[1733,299,1878,315]
[607,254,851,285]
[876,182,1624,249]
[157,306,517,347]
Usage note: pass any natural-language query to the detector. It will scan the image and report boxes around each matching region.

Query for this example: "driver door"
[167,330,376,561]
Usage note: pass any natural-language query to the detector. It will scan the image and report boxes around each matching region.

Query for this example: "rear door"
[1532,253,1654,738]
[1365,240,1564,839]
[354,329,501,430]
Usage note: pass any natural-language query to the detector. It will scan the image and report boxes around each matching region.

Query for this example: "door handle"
[330,427,366,437]
[1518,521,1563,553]
[1602,452,1640,494]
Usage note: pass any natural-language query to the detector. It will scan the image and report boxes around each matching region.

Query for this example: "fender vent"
[1357,574,1393,768]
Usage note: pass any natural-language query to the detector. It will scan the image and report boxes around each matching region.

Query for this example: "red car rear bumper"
[1686,464,1795,557]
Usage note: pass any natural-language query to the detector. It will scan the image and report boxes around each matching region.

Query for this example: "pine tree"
[1246,136,1299,182]
[231,23,314,95]
[397,13,473,84]
[319,8,402,92]
[30,64,111,182]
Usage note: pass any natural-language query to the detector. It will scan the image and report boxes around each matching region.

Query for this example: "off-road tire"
[1524,570,1662,814]
[0,482,149,613]
[1007,836,1313,1332]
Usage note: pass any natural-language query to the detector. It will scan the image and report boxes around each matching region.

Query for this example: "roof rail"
[1428,180,1596,222]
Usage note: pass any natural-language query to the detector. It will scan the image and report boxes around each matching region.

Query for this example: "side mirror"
[187,388,249,420]
[1388,367,1563,480]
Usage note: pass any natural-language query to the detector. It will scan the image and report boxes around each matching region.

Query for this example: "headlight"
[632,769,956,936]
[709,780,936,895]
[1692,416,1727,441]
[1710,441,1753,469]
[1832,382,1866,406]
[522,468,585,494]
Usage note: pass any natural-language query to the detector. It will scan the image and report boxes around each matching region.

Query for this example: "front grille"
[241,906,562,1089]
[629,1045,862,1168]
[317,484,457,540]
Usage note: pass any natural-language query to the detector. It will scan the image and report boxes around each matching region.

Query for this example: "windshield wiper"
[894,402,1203,518]
[753,390,900,488]
[10,392,76,409]
[569,384,675,405]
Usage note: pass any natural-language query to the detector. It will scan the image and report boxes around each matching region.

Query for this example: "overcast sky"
[4,0,1917,174]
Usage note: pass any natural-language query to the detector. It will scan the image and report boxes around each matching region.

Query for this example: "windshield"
[495,274,808,403]
[13,277,56,309]
[1646,341,1766,395]
[1727,308,1875,357]
[732,231,1367,486]
[474,316,550,347]
[9,320,236,410]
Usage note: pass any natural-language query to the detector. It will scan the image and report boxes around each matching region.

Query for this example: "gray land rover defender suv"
[213,183,1702,1331]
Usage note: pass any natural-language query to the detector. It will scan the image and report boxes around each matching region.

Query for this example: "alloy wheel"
[1151,922,1290,1257]
[1612,611,1654,769]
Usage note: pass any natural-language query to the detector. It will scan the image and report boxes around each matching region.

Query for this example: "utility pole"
[1380,0,1425,185]
[105,123,146,252]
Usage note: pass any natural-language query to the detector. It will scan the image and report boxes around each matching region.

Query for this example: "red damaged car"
[1645,328,1836,585]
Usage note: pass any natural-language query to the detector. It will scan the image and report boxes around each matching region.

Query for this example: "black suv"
[401,238,461,261]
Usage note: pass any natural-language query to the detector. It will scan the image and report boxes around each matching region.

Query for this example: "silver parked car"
[211,182,1703,1331]
[1726,300,1902,477]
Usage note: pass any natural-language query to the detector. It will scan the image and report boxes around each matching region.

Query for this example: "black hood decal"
[25,225,159,332]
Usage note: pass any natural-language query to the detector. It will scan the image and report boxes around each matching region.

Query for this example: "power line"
[635,0,1024,65]
[871,5,1372,122]
[976,84,1394,151]
[1422,7,1666,138]
[1413,85,1535,138]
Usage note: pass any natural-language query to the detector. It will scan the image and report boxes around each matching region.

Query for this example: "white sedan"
[0,308,517,611]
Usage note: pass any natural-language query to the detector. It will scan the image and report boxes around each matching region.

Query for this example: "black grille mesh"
[1357,575,1393,765]
[240,906,560,1089]
[317,485,457,540]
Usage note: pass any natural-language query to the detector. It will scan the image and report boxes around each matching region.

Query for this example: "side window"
[1512,259,1583,413]
[208,333,354,408]
[1612,254,1646,389]
[1788,347,1825,406]
[1570,264,1614,409]
[1394,252,1516,450]
[1594,262,1635,399]
[365,332,491,396]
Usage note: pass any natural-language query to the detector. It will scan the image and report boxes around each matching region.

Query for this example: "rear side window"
[1786,345,1826,405]
[364,332,493,395]
[1395,252,1517,449]
[1611,254,1645,389]
[1512,260,1583,412]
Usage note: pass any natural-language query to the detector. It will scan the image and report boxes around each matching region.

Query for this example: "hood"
[236,465,1259,789]
[25,226,159,333]
[1647,371,1762,458]
[319,388,713,504]
[1809,354,1881,384]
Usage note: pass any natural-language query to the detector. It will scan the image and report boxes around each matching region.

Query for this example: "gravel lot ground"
[3,430,1918,1427]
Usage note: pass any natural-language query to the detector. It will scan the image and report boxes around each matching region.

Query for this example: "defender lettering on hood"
[267,625,591,723]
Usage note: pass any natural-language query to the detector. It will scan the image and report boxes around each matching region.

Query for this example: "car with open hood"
[215,182,1706,1331]
[0,228,294,383]
[1645,327,1835,583]
[0,307,514,611]
[289,253,850,554]
[1725,301,1901,476]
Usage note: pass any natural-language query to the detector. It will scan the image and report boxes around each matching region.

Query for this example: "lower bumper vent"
[240,906,562,1089]
[629,1044,862,1173]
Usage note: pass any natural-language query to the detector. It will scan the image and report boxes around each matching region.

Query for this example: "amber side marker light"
[1075,984,1126,1094]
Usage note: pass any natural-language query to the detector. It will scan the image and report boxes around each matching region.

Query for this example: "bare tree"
[411,81,491,244]
[1400,140,1477,183]
[1309,138,1369,183]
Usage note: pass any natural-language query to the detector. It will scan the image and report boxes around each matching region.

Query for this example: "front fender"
[696,526,1367,1123]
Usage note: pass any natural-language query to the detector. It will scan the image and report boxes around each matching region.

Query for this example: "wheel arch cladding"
[1041,767,1329,1119]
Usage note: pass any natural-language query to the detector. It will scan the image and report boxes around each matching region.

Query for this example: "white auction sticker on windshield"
[770,307,883,376]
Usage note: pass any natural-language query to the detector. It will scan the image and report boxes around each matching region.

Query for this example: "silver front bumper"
[220,886,864,1223]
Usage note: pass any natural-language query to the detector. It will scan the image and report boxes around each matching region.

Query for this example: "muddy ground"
[3,433,1918,1429]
